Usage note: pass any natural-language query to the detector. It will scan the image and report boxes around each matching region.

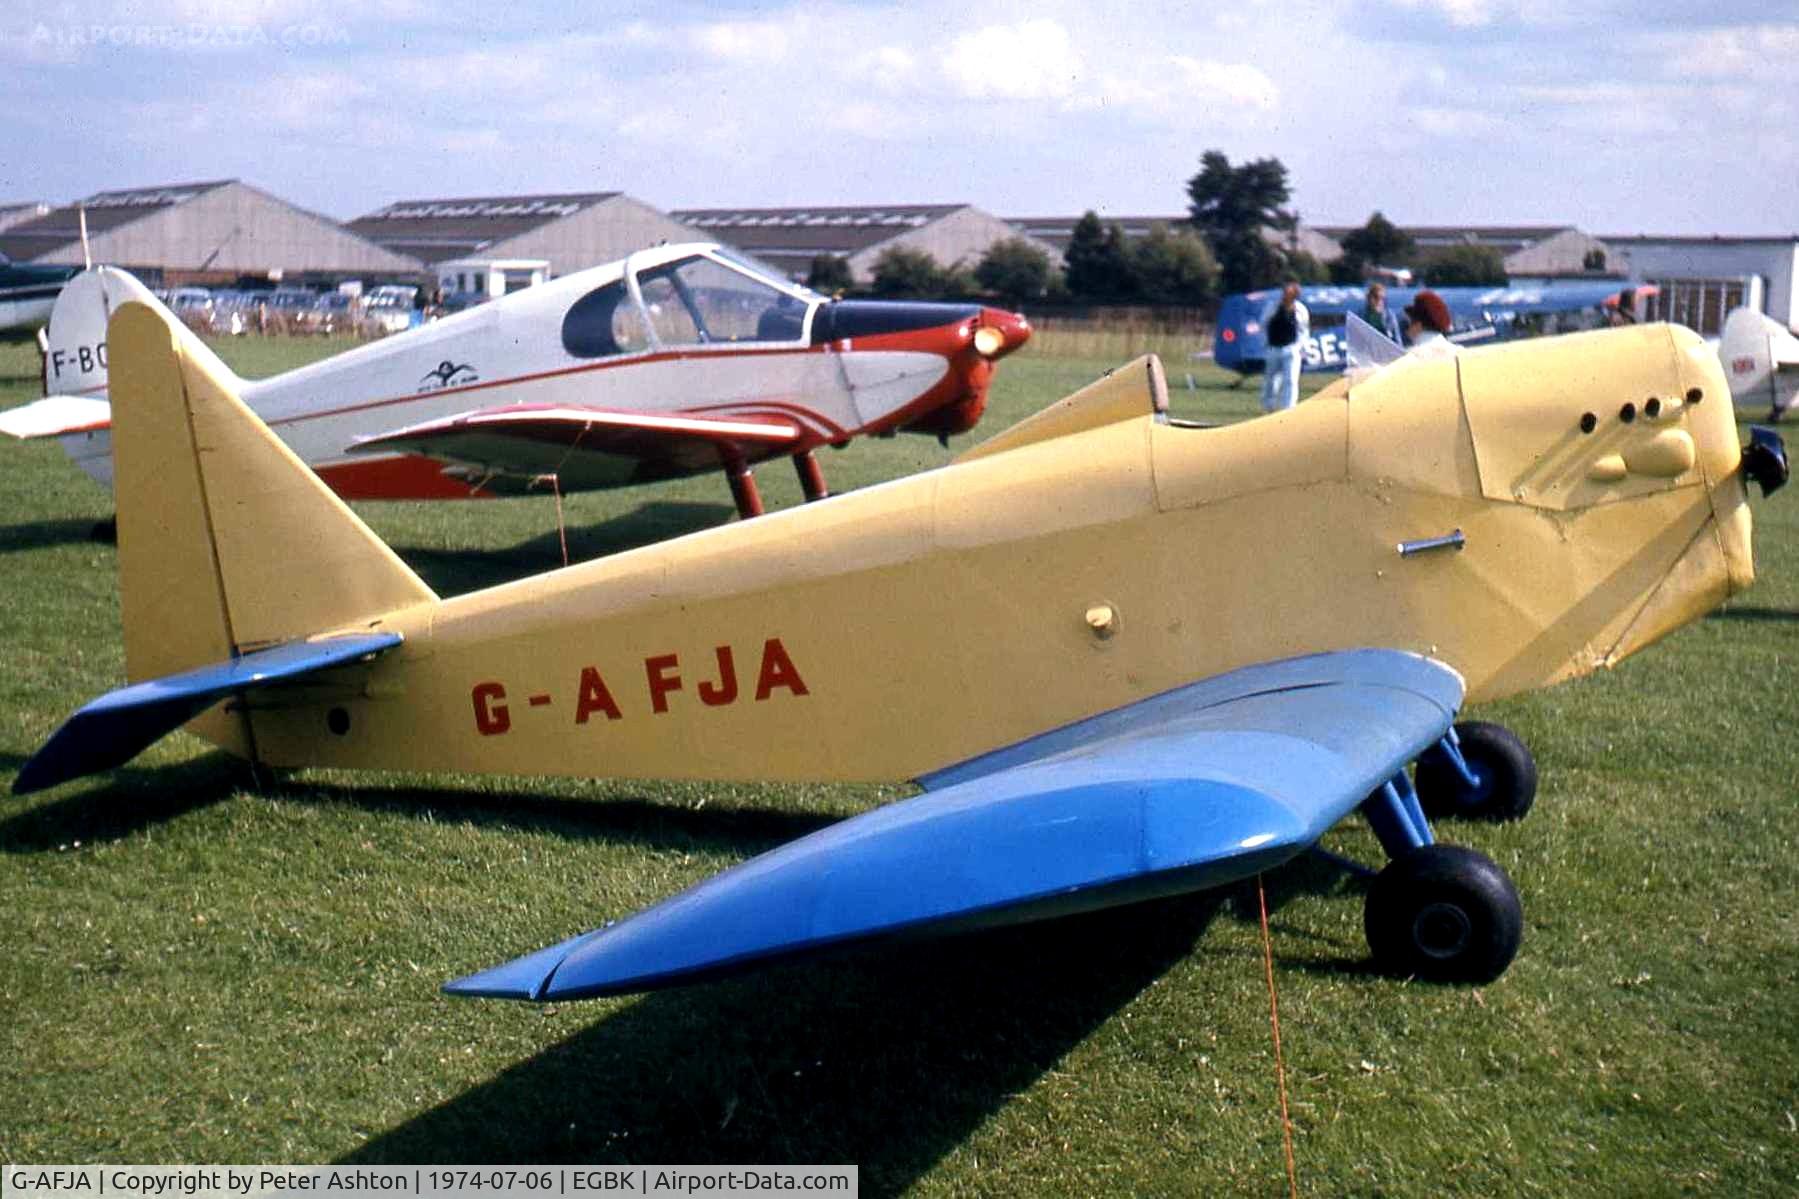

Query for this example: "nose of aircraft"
[973,306,1032,360]
[902,307,1032,440]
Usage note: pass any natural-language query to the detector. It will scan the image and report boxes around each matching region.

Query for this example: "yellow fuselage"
[231,323,1750,785]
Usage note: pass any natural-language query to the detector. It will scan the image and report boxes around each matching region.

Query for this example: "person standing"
[1260,279,1309,412]
[1363,281,1401,343]
[1403,289,1454,351]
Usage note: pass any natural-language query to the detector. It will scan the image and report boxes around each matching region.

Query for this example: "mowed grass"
[0,327,1795,1195]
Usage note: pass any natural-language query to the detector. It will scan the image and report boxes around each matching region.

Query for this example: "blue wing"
[447,649,1463,1002]
[12,633,402,795]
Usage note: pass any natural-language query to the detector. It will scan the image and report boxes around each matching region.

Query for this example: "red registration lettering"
[754,638,809,701]
[472,682,510,735]
[646,653,683,714]
[575,666,622,723]
[698,646,738,706]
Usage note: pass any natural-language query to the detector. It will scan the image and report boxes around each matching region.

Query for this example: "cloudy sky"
[3,1,1795,234]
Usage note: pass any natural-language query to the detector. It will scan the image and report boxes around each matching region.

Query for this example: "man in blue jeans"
[1260,278,1308,412]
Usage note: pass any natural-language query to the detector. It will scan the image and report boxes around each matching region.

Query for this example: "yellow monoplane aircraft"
[13,301,1787,1000]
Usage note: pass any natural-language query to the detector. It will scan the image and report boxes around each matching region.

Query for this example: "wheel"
[1364,844,1522,983]
[1414,721,1536,821]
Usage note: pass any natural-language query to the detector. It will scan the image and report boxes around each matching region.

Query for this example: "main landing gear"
[1413,720,1537,822]
[1359,763,1523,982]
[720,450,833,520]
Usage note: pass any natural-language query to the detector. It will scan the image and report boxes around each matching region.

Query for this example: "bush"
[975,238,1055,305]
[806,254,853,295]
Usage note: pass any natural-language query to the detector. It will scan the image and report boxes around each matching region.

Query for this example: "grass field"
[1,330,1795,1195]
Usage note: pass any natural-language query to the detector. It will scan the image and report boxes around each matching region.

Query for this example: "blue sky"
[3,1,1795,234]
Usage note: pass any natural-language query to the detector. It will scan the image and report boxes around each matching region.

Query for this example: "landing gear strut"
[793,450,830,503]
[721,449,764,519]
[1359,764,1523,982]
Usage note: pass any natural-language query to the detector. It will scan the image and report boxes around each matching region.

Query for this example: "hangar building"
[346,192,696,279]
[1603,235,1799,334]
[0,202,50,237]
[0,180,420,284]
[672,204,1058,283]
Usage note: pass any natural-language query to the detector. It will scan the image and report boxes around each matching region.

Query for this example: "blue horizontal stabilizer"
[13,632,402,795]
[447,649,1463,1002]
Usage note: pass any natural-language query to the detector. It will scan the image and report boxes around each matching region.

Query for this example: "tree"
[1338,211,1413,278]
[1284,249,1330,285]
[868,246,947,298]
[1419,244,1507,287]
[1186,150,1294,293]
[975,238,1054,305]
[1063,211,1136,300]
[1129,223,1218,305]
[806,254,853,294]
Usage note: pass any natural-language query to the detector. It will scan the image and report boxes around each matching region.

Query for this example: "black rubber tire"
[1414,720,1537,822]
[1365,844,1523,983]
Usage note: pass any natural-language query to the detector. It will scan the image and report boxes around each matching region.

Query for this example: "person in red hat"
[1403,289,1453,348]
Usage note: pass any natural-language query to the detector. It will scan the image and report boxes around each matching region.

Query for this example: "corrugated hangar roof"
[1008,214,1186,254]
[346,192,623,263]
[671,204,967,256]
[0,180,235,260]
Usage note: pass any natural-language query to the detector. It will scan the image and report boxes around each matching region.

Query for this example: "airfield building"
[347,192,697,278]
[1602,235,1799,334]
[673,204,1060,284]
[0,202,51,237]
[0,180,421,285]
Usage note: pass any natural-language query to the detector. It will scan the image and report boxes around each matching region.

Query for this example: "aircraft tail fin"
[107,300,436,756]
[955,355,1168,464]
[45,266,187,402]
[1719,307,1799,419]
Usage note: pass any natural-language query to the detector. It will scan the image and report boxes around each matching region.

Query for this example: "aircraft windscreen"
[1345,312,1405,383]
[635,256,810,345]
[708,246,824,302]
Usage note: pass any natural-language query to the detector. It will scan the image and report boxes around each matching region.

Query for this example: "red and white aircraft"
[0,243,1030,517]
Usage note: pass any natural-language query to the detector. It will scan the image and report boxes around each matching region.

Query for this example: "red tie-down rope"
[1257,873,1300,1199]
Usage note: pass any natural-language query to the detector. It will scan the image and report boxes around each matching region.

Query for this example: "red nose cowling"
[901,307,1032,439]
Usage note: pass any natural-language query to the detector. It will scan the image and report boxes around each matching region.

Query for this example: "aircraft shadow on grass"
[0,750,245,851]
[2,742,1376,1185]
[0,516,110,555]
[386,499,736,596]
[335,892,1237,1187]
[1708,605,1799,625]
[322,803,1373,1186]
[281,777,846,858]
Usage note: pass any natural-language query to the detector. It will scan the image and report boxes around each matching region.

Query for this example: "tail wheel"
[1365,844,1522,983]
[1414,721,1536,822]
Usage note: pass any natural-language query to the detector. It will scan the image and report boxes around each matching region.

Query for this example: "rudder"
[108,301,437,750]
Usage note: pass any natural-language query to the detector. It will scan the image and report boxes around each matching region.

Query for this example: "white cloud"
[1658,23,1799,80]
[1407,106,1506,137]
[853,45,918,93]
[1390,0,1498,27]
[1169,58,1280,110]
[692,18,793,64]
[942,20,1081,101]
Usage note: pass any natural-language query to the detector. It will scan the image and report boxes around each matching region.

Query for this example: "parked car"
[168,287,214,315]
[435,290,490,316]
[362,285,420,335]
